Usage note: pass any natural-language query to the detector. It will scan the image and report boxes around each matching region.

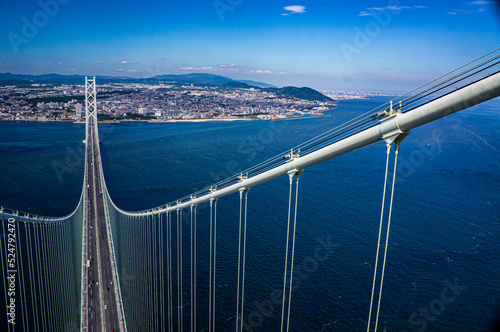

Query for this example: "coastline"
[0,107,336,124]
[0,115,330,124]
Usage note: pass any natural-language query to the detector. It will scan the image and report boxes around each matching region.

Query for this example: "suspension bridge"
[0,49,499,331]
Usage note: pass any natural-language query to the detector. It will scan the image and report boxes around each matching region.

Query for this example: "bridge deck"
[86,118,120,332]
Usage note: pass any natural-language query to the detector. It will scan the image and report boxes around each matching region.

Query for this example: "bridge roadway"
[86,118,120,332]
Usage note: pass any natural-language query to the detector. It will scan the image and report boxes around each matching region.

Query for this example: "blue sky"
[0,0,499,90]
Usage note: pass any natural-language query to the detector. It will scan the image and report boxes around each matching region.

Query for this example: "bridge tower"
[85,76,97,133]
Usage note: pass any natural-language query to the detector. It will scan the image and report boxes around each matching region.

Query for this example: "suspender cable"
[153,214,158,331]
[190,205,193,330]
[53,223,59,330]
[40,224,53,331]
[152,214,157,331]
[180,208,184,332]
[58,223,71,330]
[168,211,174,332]
[374,141,402,331]
[45,224,53,331]
[27,224,39,332]
[157,214,161,329]
[236,190,244,331]
[280,173,295,332]
[239,189,249,332]
[177,208,183,332]
[212,198,218,331]
[149,215,154,330]
[34,224,47,330]
[129,216,136,329]
[193,205,197,332]
[209,199,214,332]
[190,204,198,332]
[148,214,154,331]
[285,171,302,332]
[144,215,149,331]
[147,215,151,331]
[23,223,32,331]
[160,213,165,331]
[366,135,405,332]
[366,143,392,332]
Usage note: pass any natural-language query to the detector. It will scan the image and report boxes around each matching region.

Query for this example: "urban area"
[0,82,393,122]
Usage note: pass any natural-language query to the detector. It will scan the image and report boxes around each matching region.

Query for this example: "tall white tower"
[85,76,97,133]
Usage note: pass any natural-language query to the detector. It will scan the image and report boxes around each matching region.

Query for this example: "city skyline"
[0,0,499,91]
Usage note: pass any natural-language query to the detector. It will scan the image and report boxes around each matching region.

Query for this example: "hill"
[219,81,260,89]
[0,72,275,89]
[237,80,276,88]
[265,86,334,102]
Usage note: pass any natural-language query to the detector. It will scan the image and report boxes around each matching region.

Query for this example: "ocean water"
[0,96,499,331]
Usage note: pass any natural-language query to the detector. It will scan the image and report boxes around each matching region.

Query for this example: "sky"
[0,0,499,91]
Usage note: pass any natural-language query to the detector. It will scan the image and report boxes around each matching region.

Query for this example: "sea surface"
[0,96,499,331]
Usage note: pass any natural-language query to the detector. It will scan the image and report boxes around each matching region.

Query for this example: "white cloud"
[179,66,214,71]
[120,61,129,64]
[283,5,306,14]
[56,61,63,64]
[96,61,103,64]
[248,70,274,75]
[218,63,244,68]
[127,70,140,72]
[358,5,426,16]
[467,1,490,5]
[448,1,492,15]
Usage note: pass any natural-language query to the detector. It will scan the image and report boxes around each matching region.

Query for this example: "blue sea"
[0,96,499,331]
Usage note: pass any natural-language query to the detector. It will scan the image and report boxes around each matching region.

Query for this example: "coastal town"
[0,80,397,122]
[0,82,327,122]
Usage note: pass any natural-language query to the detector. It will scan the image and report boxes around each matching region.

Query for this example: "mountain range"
[0,72,333,102]
[0,72,275,87]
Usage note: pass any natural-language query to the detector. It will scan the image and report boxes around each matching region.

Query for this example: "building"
[75,104,83,118]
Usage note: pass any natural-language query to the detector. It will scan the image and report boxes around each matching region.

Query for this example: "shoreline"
[0,114,331,124]
[0,107,336,124]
